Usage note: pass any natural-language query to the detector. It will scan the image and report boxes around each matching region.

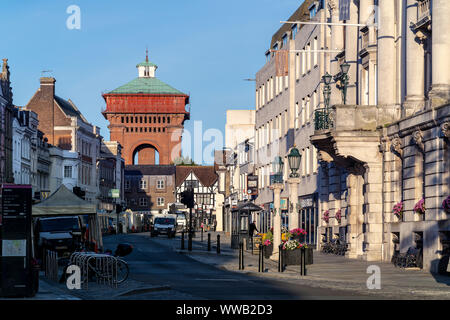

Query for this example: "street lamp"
[271,156,284,184]
[322,72,332,110]
[287,146,301,178]
[334,61,350,105]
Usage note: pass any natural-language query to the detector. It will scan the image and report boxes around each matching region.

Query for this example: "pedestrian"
[213,219,217,232]
[249,221,258,237]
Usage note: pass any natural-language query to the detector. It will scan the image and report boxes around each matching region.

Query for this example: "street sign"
[109,189,120,198]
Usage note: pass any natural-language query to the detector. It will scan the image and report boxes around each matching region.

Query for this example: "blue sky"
[3,0,304,163]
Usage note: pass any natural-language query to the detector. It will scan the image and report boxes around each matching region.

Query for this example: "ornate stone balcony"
[411,0,431,32]
[311,104,400,166]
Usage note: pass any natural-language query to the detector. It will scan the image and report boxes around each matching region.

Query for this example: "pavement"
[6,230,449,300]
[174,230,450,300]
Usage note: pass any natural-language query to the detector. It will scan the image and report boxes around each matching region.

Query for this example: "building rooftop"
[125,164,176,176]
[108,77,185,95]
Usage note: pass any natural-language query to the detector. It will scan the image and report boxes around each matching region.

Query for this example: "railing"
[417,0,431,23]
[45,249,59,282]
[314,108,333,131]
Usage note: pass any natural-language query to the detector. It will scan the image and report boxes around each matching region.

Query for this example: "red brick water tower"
[102,53,190,165]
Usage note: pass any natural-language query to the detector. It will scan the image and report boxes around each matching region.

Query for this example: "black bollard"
[300,247,306,276]
[278,244,283,272]
[261,245,265,272]
[258,245,262,272]
[201,228,203,242]
[238,242,242,270]
[181,231,185,250]
[239,242,245,270]
[207,233,211,251]
[241,242,244,270]
[188,231,192,251]
[217,235,221,254]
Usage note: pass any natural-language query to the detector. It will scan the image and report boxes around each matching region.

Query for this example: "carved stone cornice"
[441,122,450,139]
[412,130,425,152]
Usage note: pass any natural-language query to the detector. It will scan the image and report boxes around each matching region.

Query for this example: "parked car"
[34,216,83,258]
[151,216,176,238]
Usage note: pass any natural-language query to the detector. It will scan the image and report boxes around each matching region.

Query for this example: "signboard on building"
[109,189,120,198]
[280,198,288,210]
[299,195,316,209]
[247,175,258,195]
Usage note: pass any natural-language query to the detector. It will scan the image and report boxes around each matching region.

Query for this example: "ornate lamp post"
[269,156,284,260]
[287,146,301,230]
[334,62,350,105]
[322,72,332,111]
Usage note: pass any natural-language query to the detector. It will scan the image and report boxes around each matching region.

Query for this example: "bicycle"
[62,243,132,285]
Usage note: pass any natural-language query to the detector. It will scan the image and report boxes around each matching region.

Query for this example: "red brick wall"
[103,94,189,165]
[26,78,72,146]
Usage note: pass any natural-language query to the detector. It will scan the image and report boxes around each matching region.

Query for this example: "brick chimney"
[39,77,56,100]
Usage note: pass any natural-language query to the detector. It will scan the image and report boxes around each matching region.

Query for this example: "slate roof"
[54,95,89,124]
[176,166,218,187]
[108,77,185,95]
[125,165,176,176]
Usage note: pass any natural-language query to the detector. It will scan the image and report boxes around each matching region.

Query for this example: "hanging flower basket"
[335,209,342,223]
[442,195,450,213]
[414,198,425,214]
[322,210,330,223]
[393,201,403,219]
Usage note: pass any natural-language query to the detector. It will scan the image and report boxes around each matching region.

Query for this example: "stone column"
[328,0,344,106]
[404,0,425,116]
[430,0,450,106]
[377,0,396,106]
[363,162,384,261]
[346,171,364,259]
[288,178,300,230]
[343,0,359,105]
[270,183,283,259]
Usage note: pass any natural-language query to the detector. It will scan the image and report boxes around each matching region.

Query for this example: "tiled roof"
[54,95,89,124]
[176,166,218,187]
[108,77,185,95]
[125,165,176,176]
[136,61,157,68]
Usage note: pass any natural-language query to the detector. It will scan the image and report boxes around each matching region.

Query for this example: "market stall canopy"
[32,184,96,216]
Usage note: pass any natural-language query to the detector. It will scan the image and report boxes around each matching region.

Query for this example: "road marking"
[194,279,239,282]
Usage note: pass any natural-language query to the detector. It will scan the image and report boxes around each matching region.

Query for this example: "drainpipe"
[380,130,387,261]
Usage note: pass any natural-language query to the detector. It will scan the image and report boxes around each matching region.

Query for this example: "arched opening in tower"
[133,144,160,165]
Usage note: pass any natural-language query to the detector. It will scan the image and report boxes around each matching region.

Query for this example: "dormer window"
[282,34,288,48]
[291,24,298,40]
[309,1,321,19]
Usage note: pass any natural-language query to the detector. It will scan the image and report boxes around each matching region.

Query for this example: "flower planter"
[263,244,273,259]
[282,247,313,266]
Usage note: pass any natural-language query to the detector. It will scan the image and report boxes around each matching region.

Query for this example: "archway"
[132,144,160,165]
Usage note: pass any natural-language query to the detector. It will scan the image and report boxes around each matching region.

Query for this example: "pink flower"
[414,198,425,214]
[323,210,330,223]
[442,195,450,212]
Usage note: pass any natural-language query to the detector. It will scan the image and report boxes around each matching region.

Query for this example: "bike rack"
[69,252,119,289]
